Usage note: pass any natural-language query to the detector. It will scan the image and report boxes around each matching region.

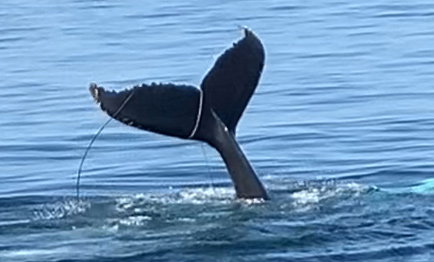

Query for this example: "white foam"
[34,200,90,220]
[0,247,70,258]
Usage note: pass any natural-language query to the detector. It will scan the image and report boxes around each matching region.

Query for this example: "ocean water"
[1,0,434,261]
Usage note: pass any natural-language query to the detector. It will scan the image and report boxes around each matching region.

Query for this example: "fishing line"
[200,143,216,194]
[188,89,203,139]
[191,89,215,193]
[76,89,134,202]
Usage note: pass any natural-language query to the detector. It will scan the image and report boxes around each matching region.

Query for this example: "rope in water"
[77,87,205,201]
[76,89,135,202]
[188,89,203,139]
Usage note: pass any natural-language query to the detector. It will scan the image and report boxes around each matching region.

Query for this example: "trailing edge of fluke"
[89,28,268,199]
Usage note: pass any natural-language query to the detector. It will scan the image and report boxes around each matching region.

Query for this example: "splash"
[267,179,377,212]
[33,199,90,220]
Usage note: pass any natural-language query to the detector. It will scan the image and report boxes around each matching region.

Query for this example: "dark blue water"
[1,0,434,261]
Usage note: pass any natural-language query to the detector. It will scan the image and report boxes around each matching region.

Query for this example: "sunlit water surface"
[1,0,434,261]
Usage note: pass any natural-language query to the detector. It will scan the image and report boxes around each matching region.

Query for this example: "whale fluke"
[89,28,268,199]
[89,82,203,139]
[201,28,265,135]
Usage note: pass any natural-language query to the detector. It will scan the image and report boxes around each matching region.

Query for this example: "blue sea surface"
[1,0,434,261]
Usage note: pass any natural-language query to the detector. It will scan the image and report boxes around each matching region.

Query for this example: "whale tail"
[200,28,265,135]
[89,28,268,199]
[90,28,265,139]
